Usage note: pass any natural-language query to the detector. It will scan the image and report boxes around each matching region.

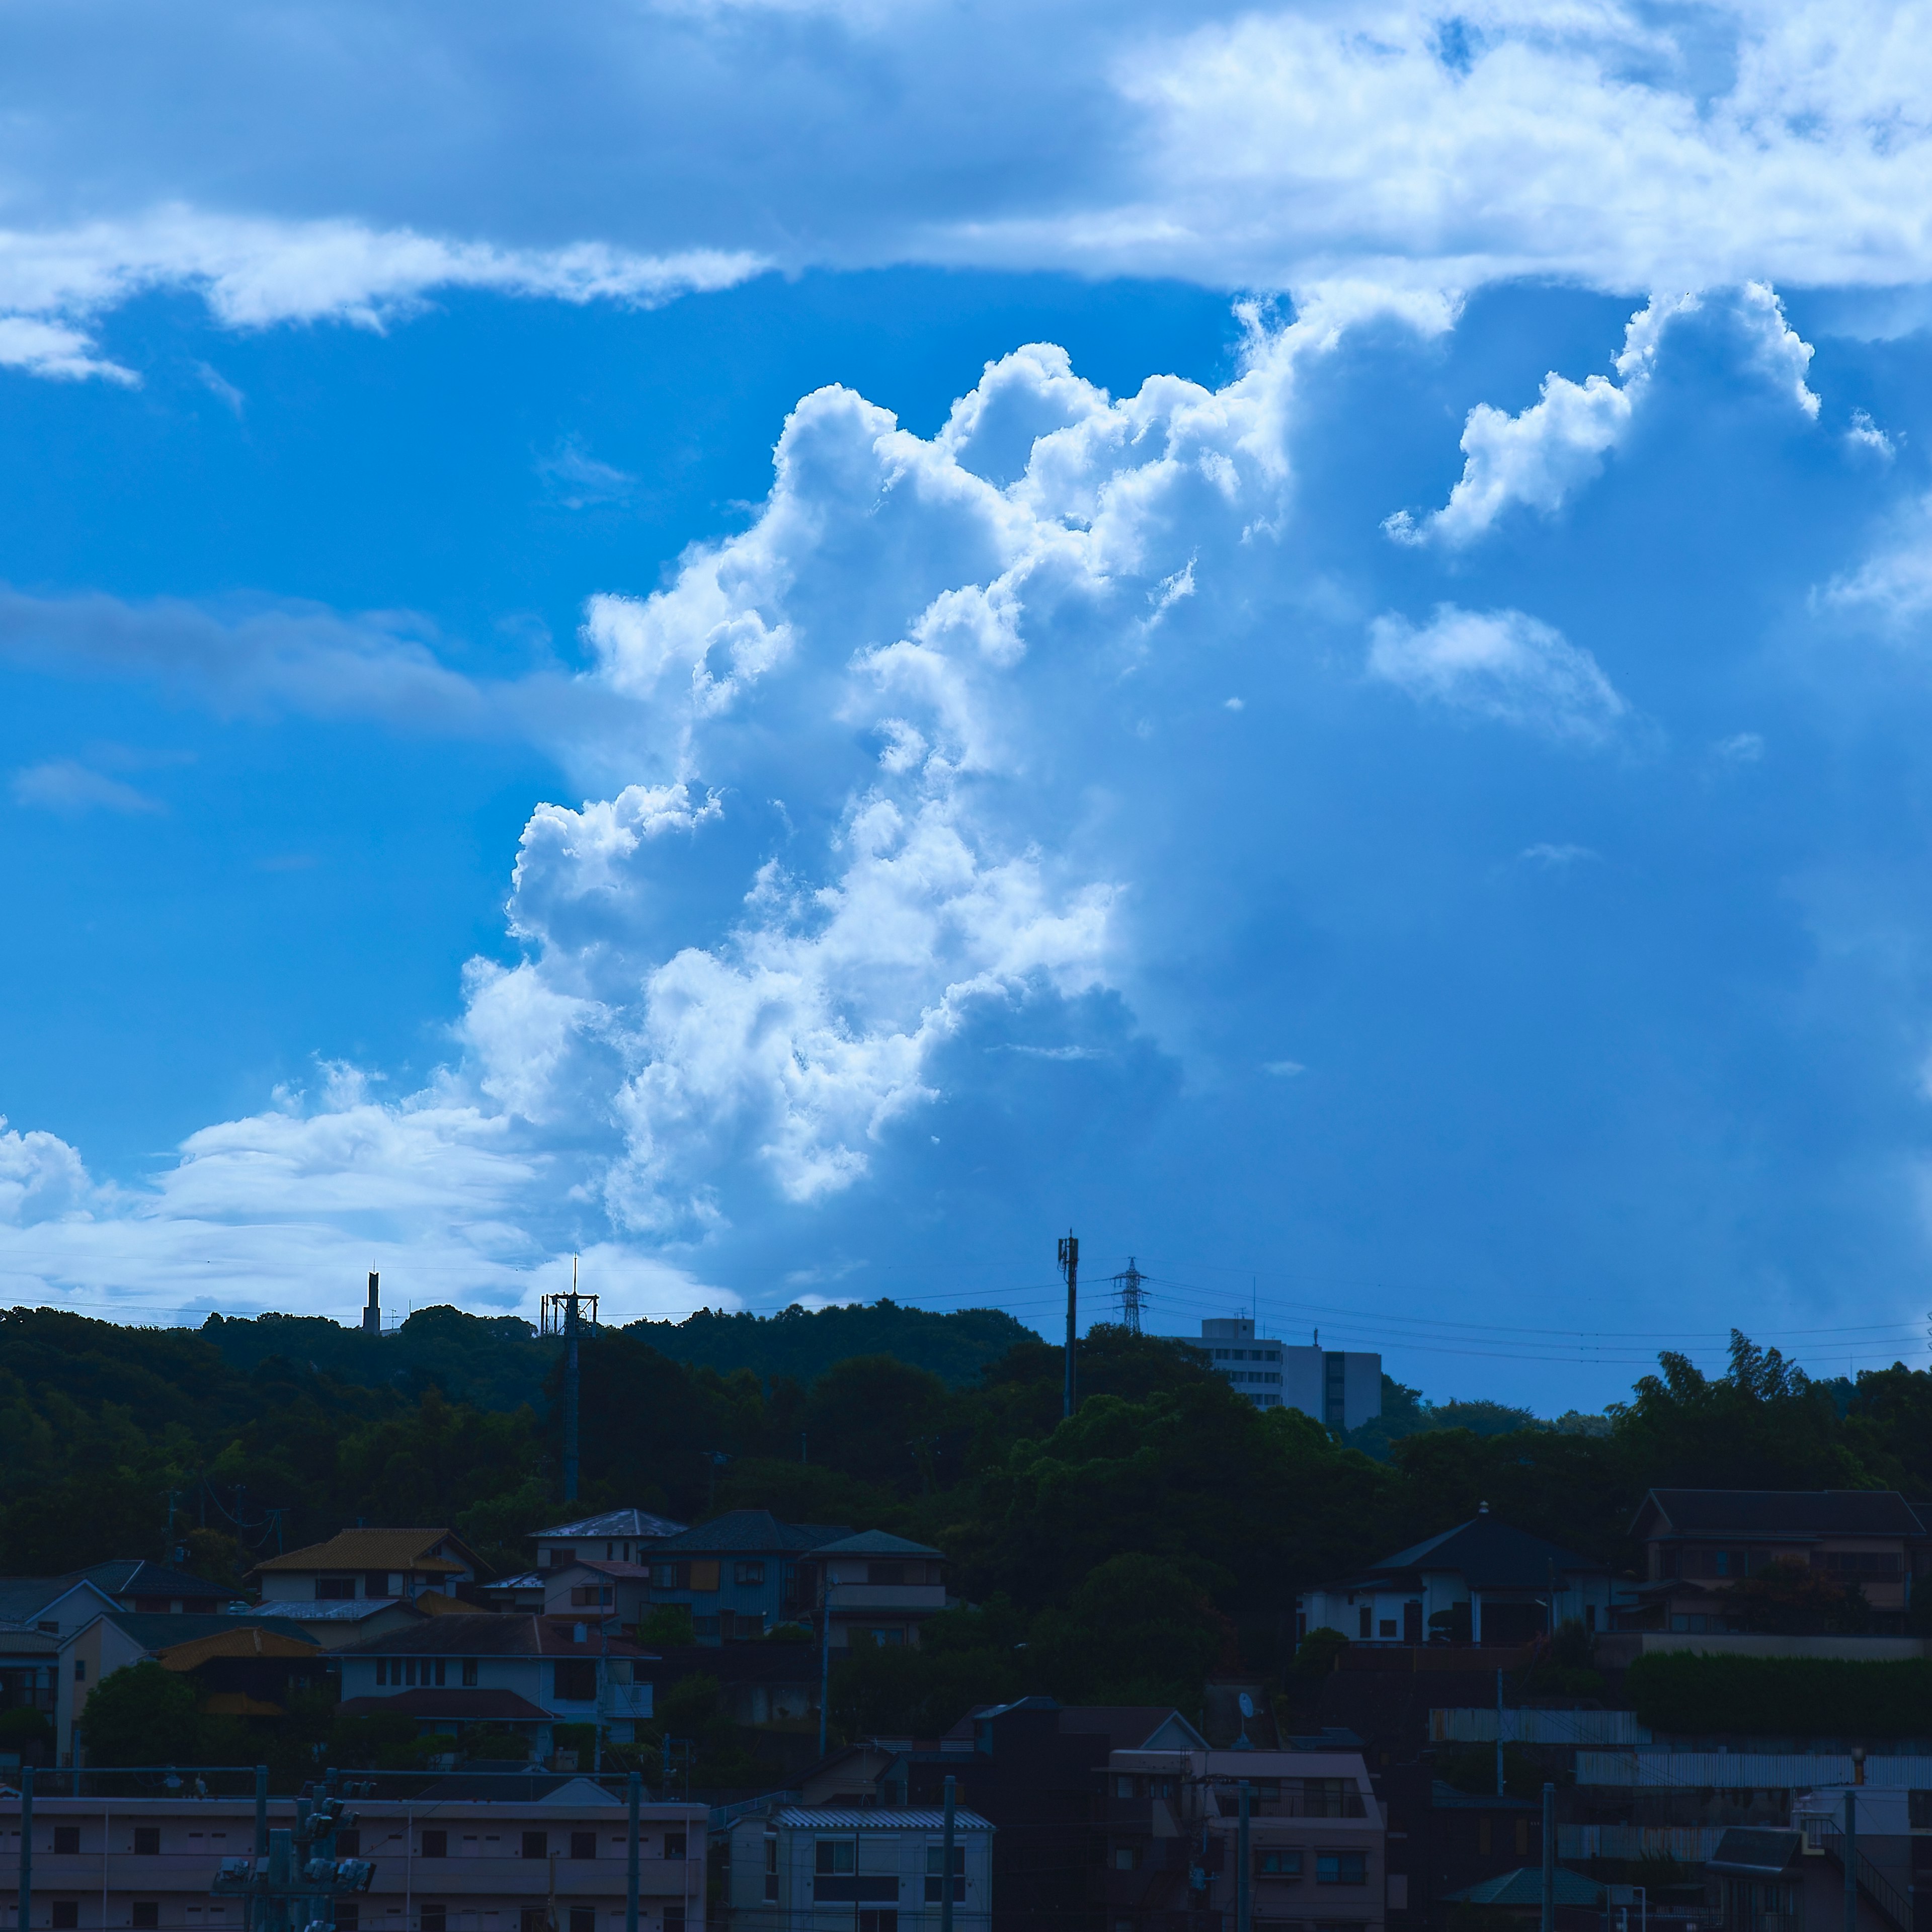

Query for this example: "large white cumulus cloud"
[466,311,1395,1233]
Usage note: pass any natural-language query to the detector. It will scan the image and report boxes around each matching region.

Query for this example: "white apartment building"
[0,1788,705,1932]
[1196,1319,1382,1431]
[724,1805,993,1931]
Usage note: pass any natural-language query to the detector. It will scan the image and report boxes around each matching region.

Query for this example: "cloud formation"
[1367,605,1629,744]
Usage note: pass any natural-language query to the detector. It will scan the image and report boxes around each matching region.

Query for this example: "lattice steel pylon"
[1112,1257,1148,1334]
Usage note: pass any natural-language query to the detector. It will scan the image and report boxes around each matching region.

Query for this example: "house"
[56,1611,323,1764]
[227,1594,427,1651]
[252,1527,485,1605]
[819,1533,948,1651]
[1296,1507,1614,1646]
[534,1510,688,1571]
[542,1563,653,1629]
[1706,1808,1906,1932]
[1622,1489,1929,1634]
[334,1613,655,1749]
[0,1575,122,1637]
[2,1786,707,1932]
[646,1512,849,1644]
[1191,1318,1383,1427]
[724,1803,994,1930]
[0,1623,60,1763]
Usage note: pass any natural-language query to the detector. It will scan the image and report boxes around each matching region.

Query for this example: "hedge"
[1626,1651,1932,1736]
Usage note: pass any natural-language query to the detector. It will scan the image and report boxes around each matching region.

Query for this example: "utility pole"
[1237,1780,1252,1932]
[940,1774,956,1932]
[1059,1233,1079,1418]
[1112,1257,1147,1335]
[18,1764,32,1932]
[1845,1788,1858,1932]
[625,1770,641,1932]
[1540,1783,1555,1932]
[564,1256,581,1503]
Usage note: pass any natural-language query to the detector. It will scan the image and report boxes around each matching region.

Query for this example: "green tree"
[78,1663,207,1766]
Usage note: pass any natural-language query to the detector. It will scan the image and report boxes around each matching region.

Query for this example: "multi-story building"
[534,1513,688,1574]
[1296,1508,1614,1647]
[252,1530,484,1608]
[1098,1742,1387,1932]
[1193,1319,1382,1429]
[723,1804,994,1931]
[541,1565,653,1630]
[644,1513,847,1645]
[820,1534,948,1653]
[334,1614,655,1748]
[1622,1489,1930,1634]
[0,1785,706,1932]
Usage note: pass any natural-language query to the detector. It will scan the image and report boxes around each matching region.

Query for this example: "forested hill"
[627,1301,1034,1387]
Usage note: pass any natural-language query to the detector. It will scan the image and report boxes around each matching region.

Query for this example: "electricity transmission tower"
[1112,1257,1148,1334]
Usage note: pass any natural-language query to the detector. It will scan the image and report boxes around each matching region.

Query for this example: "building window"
[570,1833,596,1861]
[925,1846,964,1901]
[734,1562,766,1586]
[520,1913,547,1932]
[366,1572,390,1599]
[1378,1620,1396,1638]
[1357,1607,1371,1639]
[376,1659,388,1685]
[569,1912,594,1932]
[132,1908,160,1930]
[337,1832,361,1857]
[816,1842,856,1876]
[422,1832,448,1859]
[554,1660,597,1701]
[461,1659,478,1687]
[316,1578,355,1599]
[337,1909,359,1932]
[55,1827,81,1855]
[134,1829,161,1857]
[521,1832,548,1861]
[1259,1852,1303,1876]
[866,1562,907,1586]
[52,1907,79,1929]
[420,1909,446,1932]
[1317,1853,1367,1886]
[663,1910,684,1932]
[857,1916,897,1932]
[74,1659,86,1682]
[1515,1818,1530,1857]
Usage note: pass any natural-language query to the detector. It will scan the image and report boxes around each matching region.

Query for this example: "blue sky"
[8,3,1932,1410]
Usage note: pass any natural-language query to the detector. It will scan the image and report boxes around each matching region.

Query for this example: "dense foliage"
[1626,1652,1932,1737]
[13,1309,1932,1749]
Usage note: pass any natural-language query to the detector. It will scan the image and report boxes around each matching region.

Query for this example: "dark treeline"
[12,1305,1932,1740]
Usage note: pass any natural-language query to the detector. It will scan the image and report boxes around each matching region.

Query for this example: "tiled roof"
[337,1613,648,1658]
[534,1510,687,1542]
[154,1628,323,1669]
[0,1577,112,1623]
[1322,1514,1607,1591]
[1637,1489,1926,1538]
[254,1530,473,1574]
[772,1808,993,1831]
[335,1687,552,1723]
[550,1561,653,1580]
[1444,1867,1603,1907]
[103,1612,320,1649]
[817,1532,943,1558]
[244,1599,421,1623]
[72,1561,232,1601]
[652,1510,851,1556]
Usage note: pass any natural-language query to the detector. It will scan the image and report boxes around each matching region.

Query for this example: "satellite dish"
[1238,1692,1255,1719]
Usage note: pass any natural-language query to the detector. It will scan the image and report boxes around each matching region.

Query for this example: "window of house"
[1357,1607,1371,1639]
[1378,1620,1397,1638]
[74,1659,86,1682]
[421,1832,448,1859]
[554,1660,597,1702]
[376,1659,388,1685]
[1515,1818,1530,1857]
[662,1910,684,1932]
[569,1910,594,1932]
[1259,1852,1302,1876]
[866,1562,907,1586]
[420,1909,446,1932]
[521,1832,548,1860]
[132,1907,160,1929]
[52,1906,79,1929]
[734,1562,765,1586]
[316,1578,355,1599]
[54,1827,80,1855]
[1317,1853,1367,1886]
[856,1914,896,1932]
[134,1829,161,1856]
[462,1660,477,1686]
[1113,1845,1140,1871]
[1115,1776,1136,1797]
[570,1833,596,1861]
[337,1831,361,1857]
[366,1573,390,1599]
[662,1834,686,1861]
[337,1908,359,1932]
[924,1846,965,1901]
[816,1843,856,1876]
[520,1912,547,1932]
